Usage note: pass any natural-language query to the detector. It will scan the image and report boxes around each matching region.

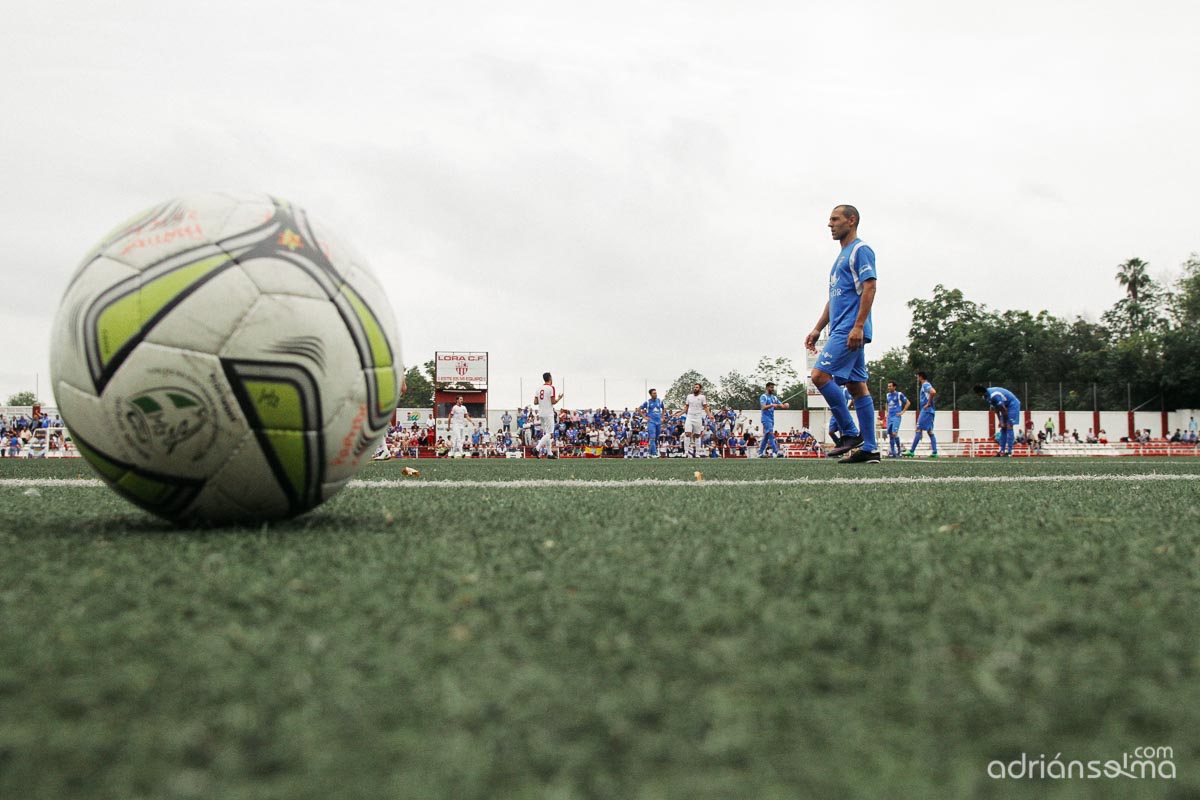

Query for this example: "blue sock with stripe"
[853,394,878,452]
[819,382,858,438]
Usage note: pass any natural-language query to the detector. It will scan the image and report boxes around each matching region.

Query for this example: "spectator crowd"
[373,405,829,459]
[0,412,68,458]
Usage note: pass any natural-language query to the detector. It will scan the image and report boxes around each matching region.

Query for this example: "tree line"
[871,254,1200,411]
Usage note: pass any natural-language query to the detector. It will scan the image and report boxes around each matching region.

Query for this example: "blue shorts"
[1000,402,1021,427]
[762,419,774,435]
[887,416,902,435]
[917,410,936,430]
[815,333,868,385]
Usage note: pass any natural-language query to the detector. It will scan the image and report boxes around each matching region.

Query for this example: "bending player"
[975,384,1021,457]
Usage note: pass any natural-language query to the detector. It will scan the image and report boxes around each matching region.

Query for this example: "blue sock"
[854,394,878,452]
[930,434,938,454]
[1004,429,1013,453]
[892,436,900,456]
[819,382,858,437]
[910,432,923,452]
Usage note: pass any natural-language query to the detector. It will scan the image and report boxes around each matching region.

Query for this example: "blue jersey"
[985,386,1019,411]
[886,391,907,418]
[639,397,664,423]
[920,381,936,411]
[828,239,876,341]
[759,393,780,424]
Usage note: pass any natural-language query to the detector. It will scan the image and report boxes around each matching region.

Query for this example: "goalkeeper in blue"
[804,204,880,465]
[885,380,910,458]
[975,384,1021,456]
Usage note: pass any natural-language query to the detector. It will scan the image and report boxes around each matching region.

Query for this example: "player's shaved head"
[835,204,860,224]
[973,384,987,395]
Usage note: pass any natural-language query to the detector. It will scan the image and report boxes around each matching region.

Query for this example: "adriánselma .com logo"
[988,748,1176,780]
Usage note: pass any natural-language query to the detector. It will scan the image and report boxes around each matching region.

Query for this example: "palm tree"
[1116,257,1152,305]
[1113,257,1162,331]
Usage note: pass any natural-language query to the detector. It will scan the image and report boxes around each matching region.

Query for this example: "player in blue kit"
[827,386,854,448]
[758,381,790,457]
[637,388,665,457]
[905,371,938,458]
[975,384,1021,456]
[804,204,880,464]
[885,380,910,458]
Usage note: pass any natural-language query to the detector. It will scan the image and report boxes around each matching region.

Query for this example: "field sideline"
[2,458,1198,799]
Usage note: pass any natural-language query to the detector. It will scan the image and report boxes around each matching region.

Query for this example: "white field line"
[1,473,1197,491]
[345,474,1200,489]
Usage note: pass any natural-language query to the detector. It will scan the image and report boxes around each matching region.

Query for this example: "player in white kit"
[678,382,711,457]
[535,372,565,458]
[447,396,473,458]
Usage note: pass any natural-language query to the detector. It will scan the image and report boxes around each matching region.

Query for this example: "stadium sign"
[435,351,488,386]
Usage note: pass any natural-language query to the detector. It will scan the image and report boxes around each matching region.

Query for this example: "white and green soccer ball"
[50,193,402,523]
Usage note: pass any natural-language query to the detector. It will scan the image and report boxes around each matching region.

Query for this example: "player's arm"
[847,279,877,351]
[925,386,937,410]
[805,302,831,354]
[901,395,911,414]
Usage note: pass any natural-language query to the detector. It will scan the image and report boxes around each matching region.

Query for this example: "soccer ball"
[50,193,403,523]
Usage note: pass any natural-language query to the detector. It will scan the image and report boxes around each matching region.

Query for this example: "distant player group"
[452,204,1026,463]
[531,378,718,459]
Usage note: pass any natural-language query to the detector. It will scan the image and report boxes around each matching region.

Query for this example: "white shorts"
[685,415,705,435]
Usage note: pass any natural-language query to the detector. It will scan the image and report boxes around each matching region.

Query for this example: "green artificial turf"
[1,457,1198,799]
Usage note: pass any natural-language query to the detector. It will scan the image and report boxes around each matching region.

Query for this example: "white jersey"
[683,393,708,418]
[537,383,558,423]
[448,404,468,428]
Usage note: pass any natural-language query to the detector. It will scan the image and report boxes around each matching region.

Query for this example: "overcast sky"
[3,0,1198,410]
